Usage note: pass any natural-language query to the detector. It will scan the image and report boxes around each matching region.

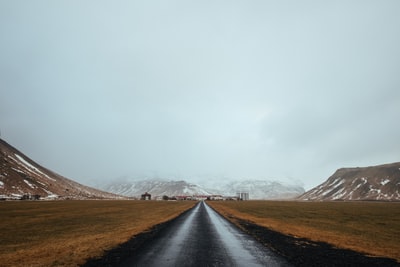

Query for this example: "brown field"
[207,200,400,262]
[0,200,195,267]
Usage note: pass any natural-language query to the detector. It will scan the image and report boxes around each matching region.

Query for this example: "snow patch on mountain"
[14,154,55,181]
[23,179,36,189]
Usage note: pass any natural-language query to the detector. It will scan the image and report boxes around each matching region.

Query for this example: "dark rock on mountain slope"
[299,162,400,201]
[0,139,122,200]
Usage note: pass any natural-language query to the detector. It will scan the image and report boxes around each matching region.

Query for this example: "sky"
[1,1,399,190]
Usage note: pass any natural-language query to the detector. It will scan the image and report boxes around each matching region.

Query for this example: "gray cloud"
[1,1,399,189]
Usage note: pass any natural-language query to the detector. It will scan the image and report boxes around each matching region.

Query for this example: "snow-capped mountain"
[103,178,305,200]
[213,180,305,200]
[299,162,400,201]
[103,179,215,198]
[0,139,122,200]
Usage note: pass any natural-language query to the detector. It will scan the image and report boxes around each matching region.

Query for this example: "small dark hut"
[141,192,151,200]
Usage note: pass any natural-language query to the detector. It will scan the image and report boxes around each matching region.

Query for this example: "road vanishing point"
[120,201,292,267]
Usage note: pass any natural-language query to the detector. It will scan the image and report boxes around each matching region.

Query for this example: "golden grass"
[0,200,195,267]
[207,201,400,262]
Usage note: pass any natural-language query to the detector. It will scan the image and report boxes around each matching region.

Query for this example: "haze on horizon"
[1,1,399,190]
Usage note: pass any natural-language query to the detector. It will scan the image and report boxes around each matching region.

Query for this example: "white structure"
[237,192,249,200]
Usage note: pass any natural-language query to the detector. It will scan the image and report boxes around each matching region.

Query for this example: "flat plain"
[208,200,400,262]
[0,200,195,267]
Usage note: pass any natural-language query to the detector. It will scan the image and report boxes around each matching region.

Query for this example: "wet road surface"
[120,201,292,267]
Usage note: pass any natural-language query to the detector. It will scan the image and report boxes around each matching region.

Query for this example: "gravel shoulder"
[227,216,400,267]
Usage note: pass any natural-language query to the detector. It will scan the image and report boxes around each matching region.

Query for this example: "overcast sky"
[1,1,399,189]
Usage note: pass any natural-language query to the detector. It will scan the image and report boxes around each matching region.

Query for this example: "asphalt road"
[120,201,292,267]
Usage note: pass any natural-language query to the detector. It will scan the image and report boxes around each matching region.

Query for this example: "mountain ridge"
[0,138,122,200]
[299,162,400,201]
[102,178,305,200]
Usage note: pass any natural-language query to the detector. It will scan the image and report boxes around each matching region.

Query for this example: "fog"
[1,1,399,189]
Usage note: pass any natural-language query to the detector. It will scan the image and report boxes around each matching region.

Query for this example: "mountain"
[103,179,215,198]
[103,178,305,200]
[299,162,400,201]
[0,139,122,200]
[212,179,305,200]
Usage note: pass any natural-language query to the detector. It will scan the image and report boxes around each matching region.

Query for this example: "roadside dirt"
[235,218,400,267]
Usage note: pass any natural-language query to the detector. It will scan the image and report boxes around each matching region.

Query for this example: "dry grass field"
[208,200,400,262]
[0,200,195,267]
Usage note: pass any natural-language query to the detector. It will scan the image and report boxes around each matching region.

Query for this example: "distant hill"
[103,179,215,198]
[103,178,305,200]
[299,162,400,201]
[215,179,305,200]
[0,139,122,200]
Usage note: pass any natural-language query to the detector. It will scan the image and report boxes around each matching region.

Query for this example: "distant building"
[174,195,191,200]
[141,192,151,200]
[209,195,223,201]
[193,195,208,201]
[237,192,249,201]
[21,194,41,200]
